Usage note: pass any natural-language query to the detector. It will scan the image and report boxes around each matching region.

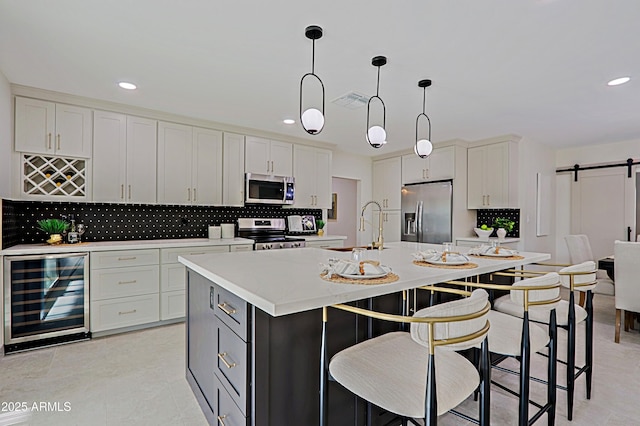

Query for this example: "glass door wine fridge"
[4,252,90,353]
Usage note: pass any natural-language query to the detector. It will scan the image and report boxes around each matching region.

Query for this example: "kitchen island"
[179,242,550,425]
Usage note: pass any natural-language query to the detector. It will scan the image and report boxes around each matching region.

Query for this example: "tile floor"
[0,293,639,425]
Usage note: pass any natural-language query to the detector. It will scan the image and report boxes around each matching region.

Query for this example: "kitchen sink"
[325,246,387,252]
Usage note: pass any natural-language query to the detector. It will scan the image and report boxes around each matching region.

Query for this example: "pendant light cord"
[376,66,381,96]
[311,39,316,75]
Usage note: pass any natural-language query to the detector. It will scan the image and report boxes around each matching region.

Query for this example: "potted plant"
[316,219,326,237]
[37,218,70,245]
[493,217,515,240]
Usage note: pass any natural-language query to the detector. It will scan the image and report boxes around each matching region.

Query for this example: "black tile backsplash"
[1,199,321,249]
[476,208,520,238]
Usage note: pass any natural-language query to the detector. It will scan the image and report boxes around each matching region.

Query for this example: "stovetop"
[249,235,306,243]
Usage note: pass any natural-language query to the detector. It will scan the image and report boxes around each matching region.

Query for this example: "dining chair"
[320,288,491,426]
[613,241,640,343]
[564,234,614,297]
[493,261,597,421]
[443,272,560,426]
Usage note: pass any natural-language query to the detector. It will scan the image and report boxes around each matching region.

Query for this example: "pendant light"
[366,56,387,148]
[299,25,325,135]
[414,79,433,158]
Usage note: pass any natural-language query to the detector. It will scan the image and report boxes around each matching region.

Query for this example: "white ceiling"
[1,0,639,157]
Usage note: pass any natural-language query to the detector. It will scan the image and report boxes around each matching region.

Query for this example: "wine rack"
[22,154,87,198]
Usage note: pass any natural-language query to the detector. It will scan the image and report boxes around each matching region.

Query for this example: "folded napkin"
[320,259,388,278]
[468,244,518,256]
[413,250,469,263]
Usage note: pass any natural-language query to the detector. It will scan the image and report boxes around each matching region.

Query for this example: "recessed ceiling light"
[118,81,137,90]
[607,77,630,86]
[283,119,295,125]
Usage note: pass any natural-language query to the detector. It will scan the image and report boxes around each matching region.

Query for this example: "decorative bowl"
[474,227,493,240]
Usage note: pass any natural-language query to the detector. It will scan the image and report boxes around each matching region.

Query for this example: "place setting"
[468,241,524,260]
[412,242,478,269]
[319,248,399,285]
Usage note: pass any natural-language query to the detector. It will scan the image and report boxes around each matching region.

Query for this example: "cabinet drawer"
[161,246,229,264]
[214,375,248,426]
[229,244,253,253]
[214,286,248,341]
[91,265,159,301]
[90,294,159,332]
[161,290,185,320]
[215,322,248,416]
[161,263,187,292]
[305,239,344,249]
[91,249,159,269]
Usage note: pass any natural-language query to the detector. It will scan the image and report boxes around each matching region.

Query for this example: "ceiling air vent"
[331,91,370,109]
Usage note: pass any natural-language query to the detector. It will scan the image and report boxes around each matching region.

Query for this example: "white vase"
[496,228,507,241]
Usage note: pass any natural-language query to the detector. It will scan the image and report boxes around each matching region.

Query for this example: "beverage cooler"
[3,252,90,353]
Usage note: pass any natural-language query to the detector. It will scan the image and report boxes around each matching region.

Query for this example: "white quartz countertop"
[455,237,520,243]
[287,234,347,241]
[1,238,254,255]
[179,241,550,317]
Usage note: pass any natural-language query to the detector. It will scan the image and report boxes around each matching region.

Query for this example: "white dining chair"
[614,241,640,343]
[565,234,615,296]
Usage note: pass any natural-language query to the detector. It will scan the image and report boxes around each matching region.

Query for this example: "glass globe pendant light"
[299,25,325,135]
[415,79,433,158]
[366,56,388,148]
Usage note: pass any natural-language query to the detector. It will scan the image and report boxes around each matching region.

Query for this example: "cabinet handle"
[57,134,61,150]
[271,161,274,172]
[217,415,228,426]
[266,160,270,172]
[426,168,429,179]
[487,194,490,205]
[120,184,124,200]
[118,280,137,285]
[128,185,132,200]
[482,195,486,206]
[187,188,191,201]
[217,302,237,315]
[189,252,205,255]
[117,256,137,261]
[217,352,237,369]
[193,188,196,201]
[118,309,137,315]
[47,133,52,149]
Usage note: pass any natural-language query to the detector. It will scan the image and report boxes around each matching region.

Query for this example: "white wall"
[518,138,557,256]
[331,150,372,246]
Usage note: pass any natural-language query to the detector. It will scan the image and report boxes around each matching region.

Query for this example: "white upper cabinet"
[93,112,157,203]
[372,210,401,243]
[293,145,332,208]
[15,97,92,157]
[467,141,518,209]
[402,146,455,184]
[373,156,402,210]
[245,136,293,176]
[157,122,222,205]
[222,133,245,207]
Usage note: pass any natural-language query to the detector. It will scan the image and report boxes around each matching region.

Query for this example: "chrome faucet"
[359,200,384,250]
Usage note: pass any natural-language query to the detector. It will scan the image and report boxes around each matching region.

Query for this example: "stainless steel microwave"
[245,173,295,205]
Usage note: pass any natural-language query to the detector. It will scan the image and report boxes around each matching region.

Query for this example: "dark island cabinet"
[186,269,402,425]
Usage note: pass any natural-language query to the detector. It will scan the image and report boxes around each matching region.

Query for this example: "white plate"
[422,258,469,266]
[481,251,514,257]
[338,266,390,280]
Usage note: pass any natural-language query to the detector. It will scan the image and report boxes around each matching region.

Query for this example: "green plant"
[493,217,515,232]
[37,218,70,234]
[316,219,326,230]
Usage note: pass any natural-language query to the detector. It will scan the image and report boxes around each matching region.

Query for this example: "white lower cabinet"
[90,249,160,332]
[304,239,345,249]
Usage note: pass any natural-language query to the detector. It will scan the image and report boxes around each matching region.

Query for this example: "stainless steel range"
[237,218,306,250]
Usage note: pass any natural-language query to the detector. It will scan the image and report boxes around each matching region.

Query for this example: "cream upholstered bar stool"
[319,288,491,426]
[565,234,615,299]
[493,261,597,421]
[443,272,561,426]
[613,241,640,343]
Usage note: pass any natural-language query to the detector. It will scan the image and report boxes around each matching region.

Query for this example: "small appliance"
[245,173,295,205]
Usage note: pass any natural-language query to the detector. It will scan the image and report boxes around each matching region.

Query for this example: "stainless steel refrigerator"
[401,180,453,244]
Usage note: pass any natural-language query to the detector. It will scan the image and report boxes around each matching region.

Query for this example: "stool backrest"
[559,261,597,292]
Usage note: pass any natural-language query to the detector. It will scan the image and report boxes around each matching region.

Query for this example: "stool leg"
[586,291,594,400]
[615,309,622,343]
[480,338,491,426]
[567,292,576,421]
[519,312,531,426]
[548,309,558,425]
